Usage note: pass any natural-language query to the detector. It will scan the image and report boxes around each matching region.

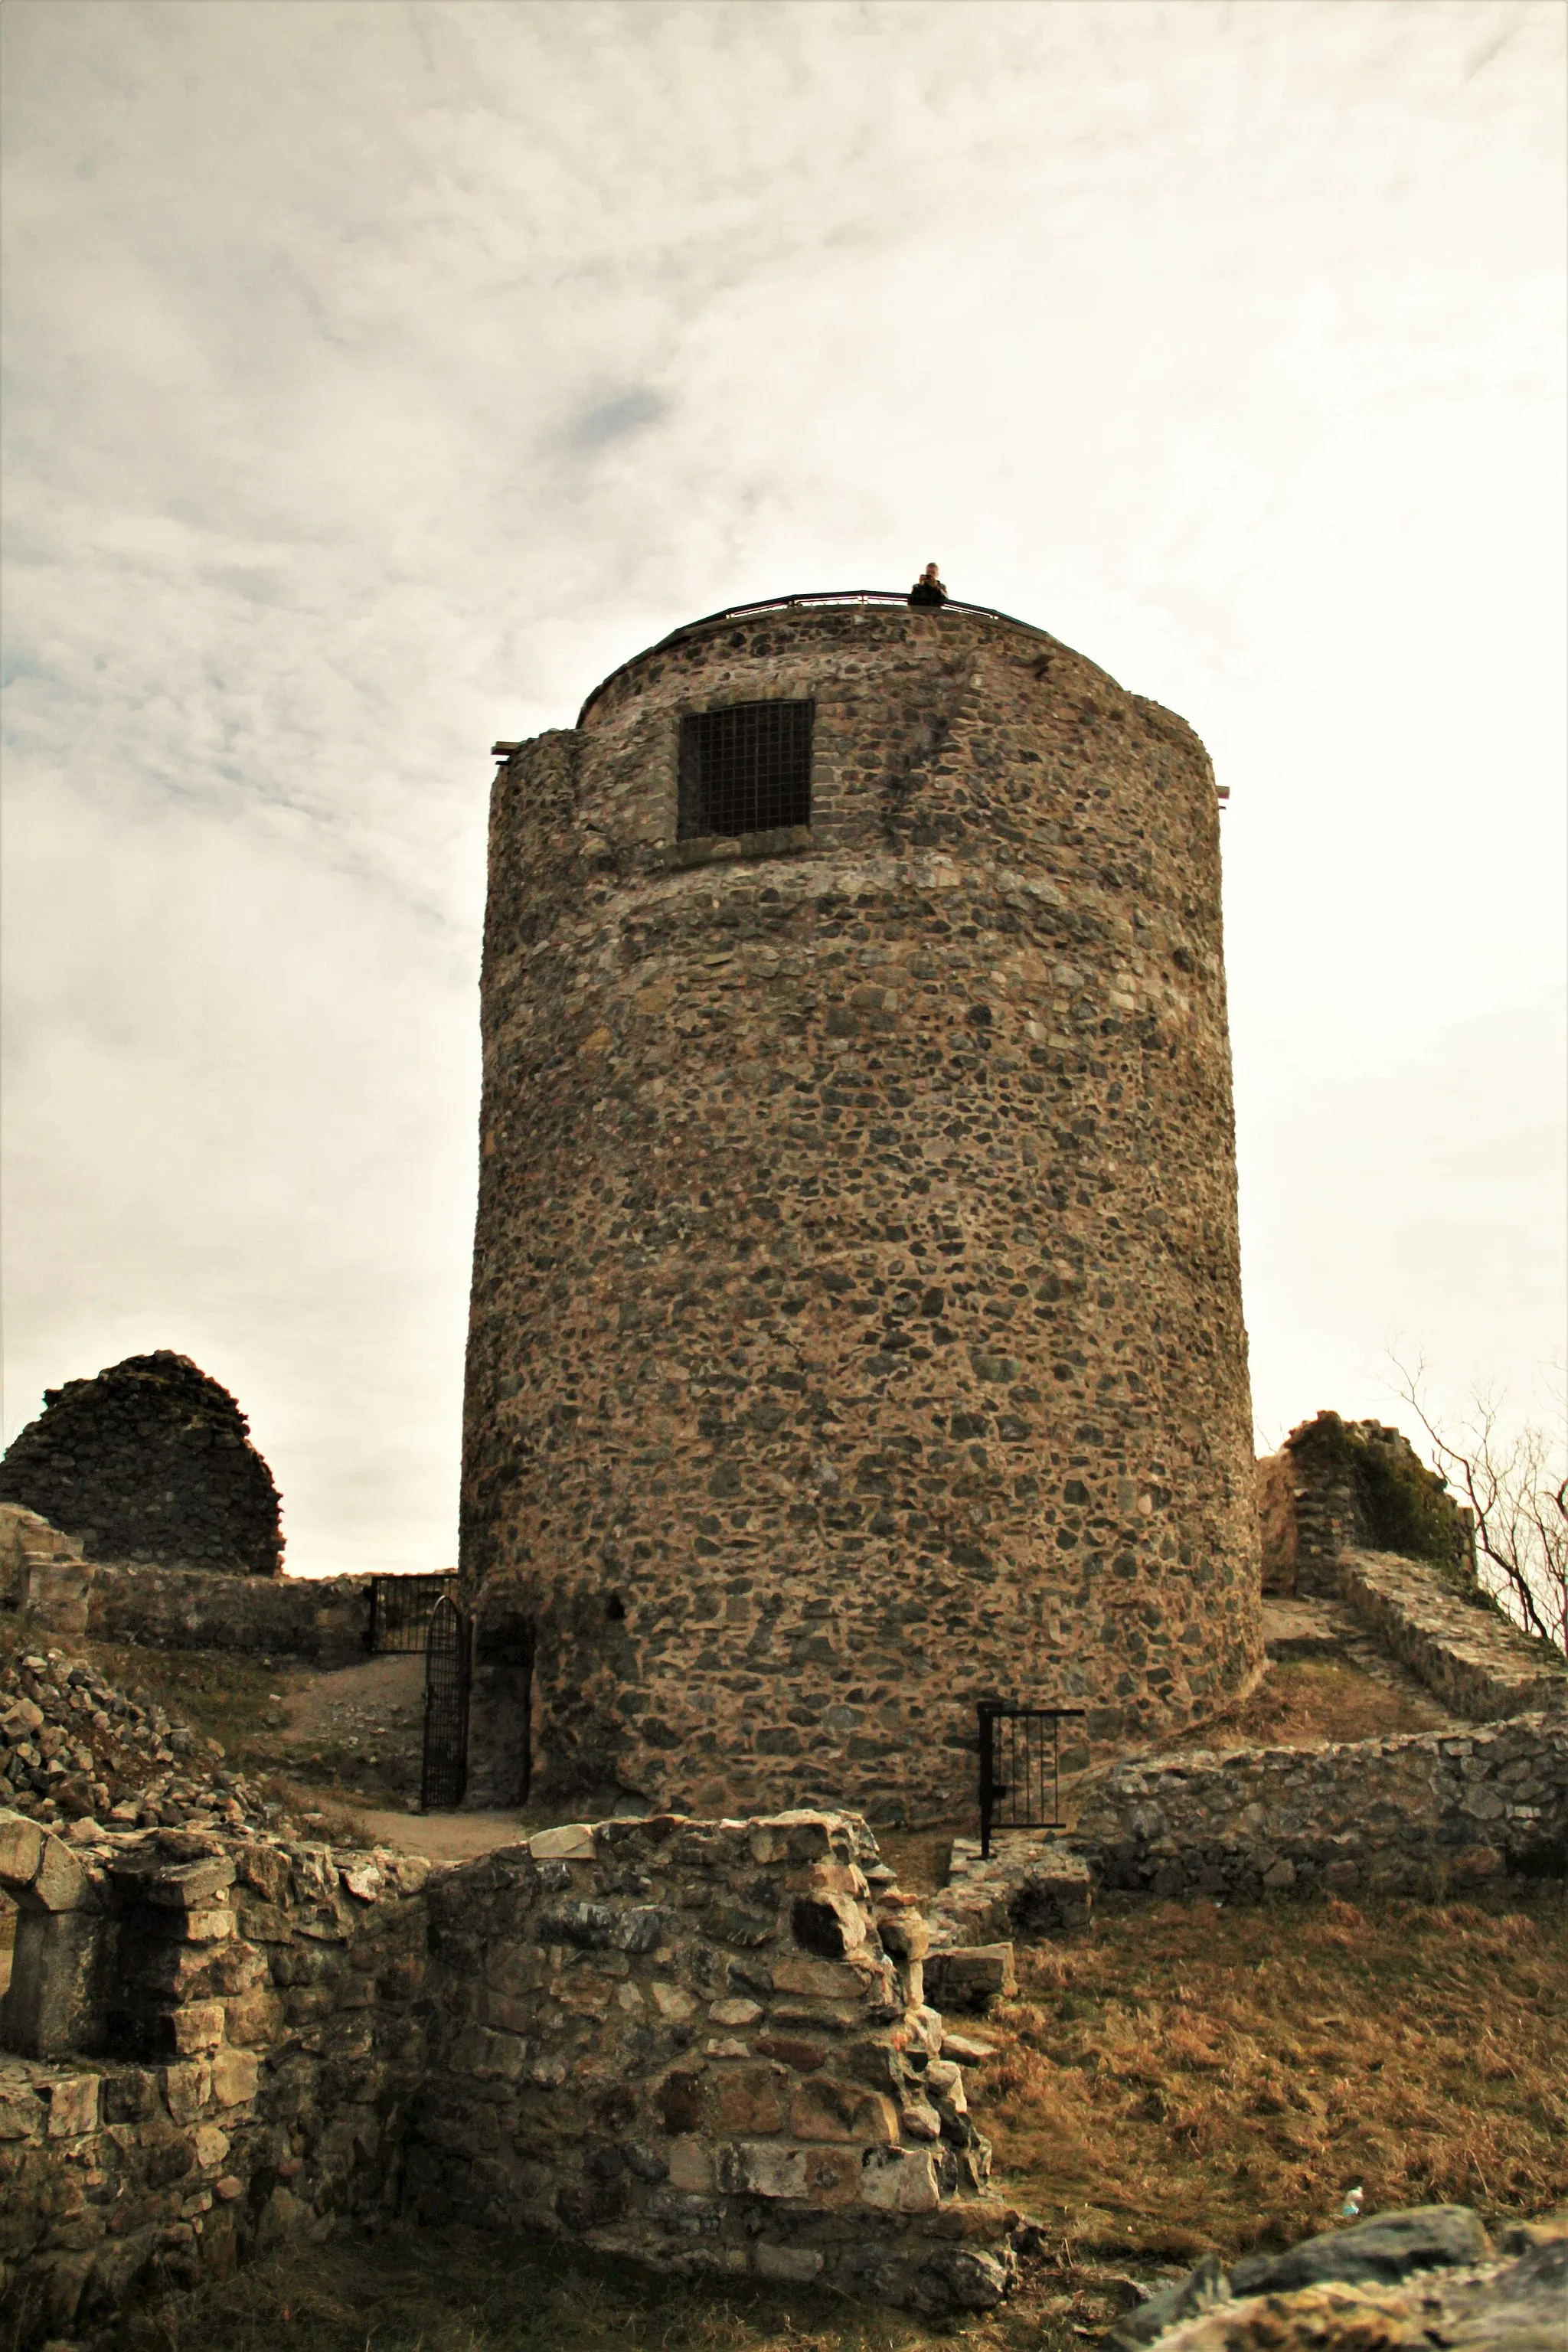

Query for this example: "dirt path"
[268,1655,541,1860]
[278,1652,425,1753]
[349,1807,539,1862]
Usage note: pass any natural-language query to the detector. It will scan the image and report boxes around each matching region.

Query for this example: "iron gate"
[977,1703,1086,1857]
[421,1595,472,1810]
[367,1572,456,1656]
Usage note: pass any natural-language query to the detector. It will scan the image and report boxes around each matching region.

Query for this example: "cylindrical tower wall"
[463,601,1262,1822]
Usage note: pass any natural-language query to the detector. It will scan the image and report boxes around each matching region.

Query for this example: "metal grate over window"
[678,700,814,840]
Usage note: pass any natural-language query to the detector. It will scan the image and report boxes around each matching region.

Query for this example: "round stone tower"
[462,593,1263,1821]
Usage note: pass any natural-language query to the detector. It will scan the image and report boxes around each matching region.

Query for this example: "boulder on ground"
[1114,2204,1497,2349]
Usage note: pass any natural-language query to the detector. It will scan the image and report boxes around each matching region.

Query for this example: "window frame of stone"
[677,698,815,843]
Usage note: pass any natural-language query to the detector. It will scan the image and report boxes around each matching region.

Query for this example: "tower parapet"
[463,595,1263,1820]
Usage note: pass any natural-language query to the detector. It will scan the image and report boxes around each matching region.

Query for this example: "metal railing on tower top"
[576,590,1055,722]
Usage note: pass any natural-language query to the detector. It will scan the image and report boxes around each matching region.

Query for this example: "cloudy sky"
[2,0,1563,1574]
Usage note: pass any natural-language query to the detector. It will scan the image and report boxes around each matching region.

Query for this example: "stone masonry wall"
[1,1814,430,2347]
[406,1808,1014,2313]
[0,1354,283,1579]
[1338,1550,1568,1723]
[463,601,1263,1824]
[4,1803,1013,2342]
[1071,1714,1568,1903]
[1265,1413,1471,1601]
[18,1547,374,1669]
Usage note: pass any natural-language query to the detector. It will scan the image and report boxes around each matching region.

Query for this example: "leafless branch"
[1390,1356,1567,1656]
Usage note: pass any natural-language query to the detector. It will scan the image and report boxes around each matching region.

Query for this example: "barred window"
[678,700,814,840]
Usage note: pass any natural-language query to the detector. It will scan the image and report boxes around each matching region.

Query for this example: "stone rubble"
[2,1646,282,1839]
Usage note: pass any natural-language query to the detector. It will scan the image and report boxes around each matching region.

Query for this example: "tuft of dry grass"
[971,1883,1568,2262]
[1188,1658,1450,1751]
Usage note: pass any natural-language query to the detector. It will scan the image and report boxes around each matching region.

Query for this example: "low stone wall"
[927,1834,1093,1950]
[2,1806,1013,2343]
[406,1811,1014,2314]
[1,1815,430,2345]
[1073,1715,1568,1902]
[1338,1550,1568,1722]
[18,1553,374,1668]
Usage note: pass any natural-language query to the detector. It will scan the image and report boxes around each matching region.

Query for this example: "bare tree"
[1393,1358,1567,1655]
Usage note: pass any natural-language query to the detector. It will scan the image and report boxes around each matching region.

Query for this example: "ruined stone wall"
[406,1808,1014,2312]
[1255,1451,1297,1597]
[17,1547,373,1669]
[1,1815,430,2347]
[1267,1413,1472,1600]
[0,1354,283,1578]
[463,602,1263,1823]
[2,1805,1014,2341]
[1072,1713,1568,1902]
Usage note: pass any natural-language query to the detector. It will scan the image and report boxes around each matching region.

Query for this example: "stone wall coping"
[1338,1549,1568,1720]
[574,592,1065,726]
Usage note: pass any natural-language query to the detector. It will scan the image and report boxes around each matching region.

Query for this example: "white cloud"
[2,0,1562,1566]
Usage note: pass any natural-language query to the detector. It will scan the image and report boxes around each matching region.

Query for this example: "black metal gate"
[367,1572,456,1656]
[420,1595,472,1810]
[977,1703,1086,1857]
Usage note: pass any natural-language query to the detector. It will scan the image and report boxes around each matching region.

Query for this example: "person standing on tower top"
[908,561,948,608]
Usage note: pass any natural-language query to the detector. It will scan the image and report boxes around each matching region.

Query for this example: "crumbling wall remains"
[0,1815,430,2346]
[16,1548,372,1668]
[2,1805,1014,2344]
[1254,1451,1296,1597]
[1338,1550,1567,1723]
[406,1810,1014,2312]
[0,1355,283,1579]
[1263,1413,1472,1600]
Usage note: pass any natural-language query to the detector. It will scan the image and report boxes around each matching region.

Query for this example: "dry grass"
[1187,1658,1449,1752]
[972,1883,1568,2262]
